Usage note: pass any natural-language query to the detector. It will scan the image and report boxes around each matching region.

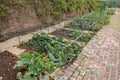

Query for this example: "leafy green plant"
[17,72,37,80]
[65,42,81,58]
[68,28,93,42]
[81,33,92,42]
[69,29,81,39]
[14,52,54,80]
[68,28,92,42]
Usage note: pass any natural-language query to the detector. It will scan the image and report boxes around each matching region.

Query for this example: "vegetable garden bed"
[14,33,82,80]
[50,28,94,42]
[50,29,74,40]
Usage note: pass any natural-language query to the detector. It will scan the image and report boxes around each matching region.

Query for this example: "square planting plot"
[0,51,19,80]
[50,29,76,40]
[50,28,94,42]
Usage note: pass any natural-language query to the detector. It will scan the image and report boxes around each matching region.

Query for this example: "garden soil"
[0,51,19,80]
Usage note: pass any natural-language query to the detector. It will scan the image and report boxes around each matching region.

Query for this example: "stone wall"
[0,5,40,39]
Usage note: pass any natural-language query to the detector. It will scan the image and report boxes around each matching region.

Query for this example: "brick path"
[53,10,120,80]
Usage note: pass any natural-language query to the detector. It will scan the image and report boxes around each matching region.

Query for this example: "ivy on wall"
[0,0,99,23]
[31,0,98,20]
[0,0,99,18]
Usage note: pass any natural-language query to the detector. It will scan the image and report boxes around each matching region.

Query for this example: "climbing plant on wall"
[0,0,99,25]
[29,0,99,20]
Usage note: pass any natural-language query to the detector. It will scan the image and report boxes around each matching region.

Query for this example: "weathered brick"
[69,77,76,80]
[66,66,76,72]
[76,76,83,80]
[58,76,68,80]
[72,70,79,78]
[84,74,97,80]
[79,69,86,77]
[72,63,79,68]
[63,69,73,77]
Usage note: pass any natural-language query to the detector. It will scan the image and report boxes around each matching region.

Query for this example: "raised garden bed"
[0,51,19,80]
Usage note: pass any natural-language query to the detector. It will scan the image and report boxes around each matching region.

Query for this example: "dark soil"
[19,42,40,53]
[0,51,19,80]
[50,29,76,40]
